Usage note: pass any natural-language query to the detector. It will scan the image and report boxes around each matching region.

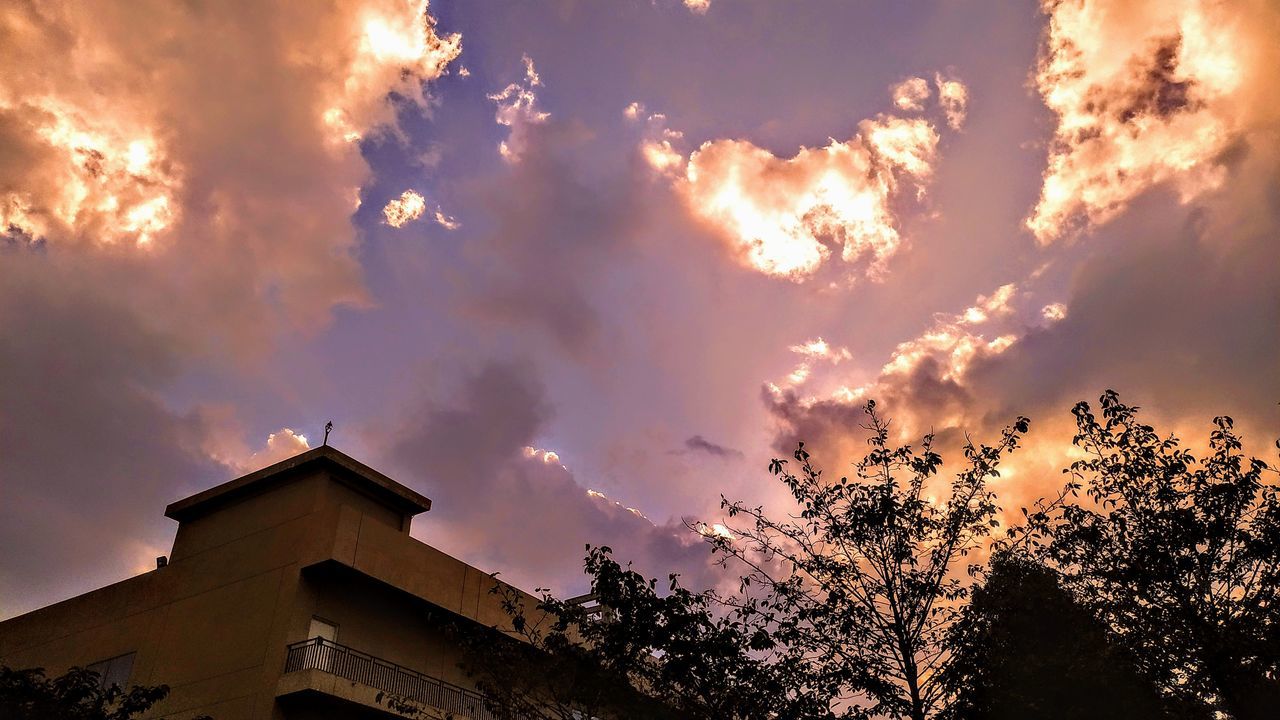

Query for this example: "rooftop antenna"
[323,420,333,447]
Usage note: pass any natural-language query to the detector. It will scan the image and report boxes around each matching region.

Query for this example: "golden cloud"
[1026,0,1277,243]
[384,189,428,227]
[683,0,711,15]
[892,77,931,112]
[489,54,550,162]
[766,280,1068,448]
[675,116,938,281]
[0,0,460,330]
[935,73,968,130]
[641,77,968,282]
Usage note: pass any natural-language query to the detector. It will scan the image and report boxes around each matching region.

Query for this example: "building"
[0,445,540,719]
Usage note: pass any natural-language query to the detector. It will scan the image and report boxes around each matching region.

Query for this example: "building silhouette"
[0,446,535,719]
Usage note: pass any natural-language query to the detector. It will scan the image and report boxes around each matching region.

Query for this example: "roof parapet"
[164,445,431,523]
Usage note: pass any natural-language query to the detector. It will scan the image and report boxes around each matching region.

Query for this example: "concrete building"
[0,446,538,719]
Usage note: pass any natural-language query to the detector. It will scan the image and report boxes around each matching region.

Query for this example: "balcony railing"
[283,637,496,720]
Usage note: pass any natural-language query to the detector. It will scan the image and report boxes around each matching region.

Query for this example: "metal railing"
[283,637,495,720]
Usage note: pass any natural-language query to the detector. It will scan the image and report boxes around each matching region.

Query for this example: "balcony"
[280,637,496,719]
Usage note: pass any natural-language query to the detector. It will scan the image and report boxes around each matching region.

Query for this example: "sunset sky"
[3,0,1279,618]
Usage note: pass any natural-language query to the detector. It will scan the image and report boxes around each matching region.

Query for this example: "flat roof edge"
[164,446,431,522]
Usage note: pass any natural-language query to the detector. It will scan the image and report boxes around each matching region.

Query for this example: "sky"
[2,0,1279,619]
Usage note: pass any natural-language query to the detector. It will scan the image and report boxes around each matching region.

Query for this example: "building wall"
[0,459,534,720]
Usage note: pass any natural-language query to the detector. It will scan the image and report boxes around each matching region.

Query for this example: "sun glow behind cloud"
[639,80,965,282]
[768,280,1070,449]
[1027,0,1254,242]
[489,54,550,162]
[675,117,939,281]
[323,0,462,145]
[0,95,179,247]
[892,77,931,112]
[1,0,460,258]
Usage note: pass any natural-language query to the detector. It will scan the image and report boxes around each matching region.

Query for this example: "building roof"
[164,445,431,523]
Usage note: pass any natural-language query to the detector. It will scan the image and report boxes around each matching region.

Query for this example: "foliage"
[1022,390,1280,719]
[941,551,1189,720]
[468,392,1280,720]
[457,546,803,720]
[703,401,1028,720]
[468,401,1027,720]
[0,665,181,720]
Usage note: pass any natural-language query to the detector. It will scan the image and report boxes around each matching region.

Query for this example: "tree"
[0,665,185,720]
[1025,391,1280,719]
[941,552,1191,720]
[455,546,810,720]
[467,401,1028,720]
[707,401,1030,720]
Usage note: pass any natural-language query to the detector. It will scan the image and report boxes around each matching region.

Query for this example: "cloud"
[763,146,1280,518]
[384,362,719,594]
[935,73,968,130]
[433,209,460,230]
[457,108,643,357]
[322,0,462,143]
[790,337,853,363]
[0,0,461,333]
[384,189,427,227]
[383,189,458,229]
[640,77,969,283]
[1041,302,1068,322]
[764,280,1064,457]
[244,429,312,470]
[892,77,932,112]
[1026,0,1278,243]
[648,115,941,282]
[489,54,550,162]
[0,0,462,616]
[677,435,744,459]
[683,0,711,15]
[780,337,854,389]
[0,256,225,617]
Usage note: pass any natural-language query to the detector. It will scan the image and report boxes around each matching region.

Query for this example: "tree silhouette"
[470,402,1030,720]
[1023,391,1280,719]
[705,402,1029,720]
[0,665,196,720]
[453,546,808,720]
[941,552,1198,720]
[466,394,1280,720]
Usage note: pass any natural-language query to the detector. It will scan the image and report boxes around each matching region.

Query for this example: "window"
[308,616,338,643]
[85,652,135,690]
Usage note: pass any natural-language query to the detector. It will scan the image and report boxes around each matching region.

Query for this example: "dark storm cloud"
[763,167,1280,511]
[0,254,225,617]
[460,119,644,359]
[385,361,721,595]
[975,196,1280,438]
[676,435,744,459]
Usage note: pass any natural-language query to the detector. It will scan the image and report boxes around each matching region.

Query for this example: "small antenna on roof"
[323,420,333,446]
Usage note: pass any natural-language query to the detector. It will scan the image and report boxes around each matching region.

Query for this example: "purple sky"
[3,0,1279,619]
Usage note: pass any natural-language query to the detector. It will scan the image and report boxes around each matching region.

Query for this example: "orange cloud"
[489,54,550,162]
[323,0,461,144]
[892,77,931,112]
[641,78,967,282]
[1026,0,1277,243]
[767,281,1067,448]
[384,190,428,227]
[935,73,968,130]
[658,118,938,281]
[0,0,460,333]
[683,0,711,15]
[383,190,459,229]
